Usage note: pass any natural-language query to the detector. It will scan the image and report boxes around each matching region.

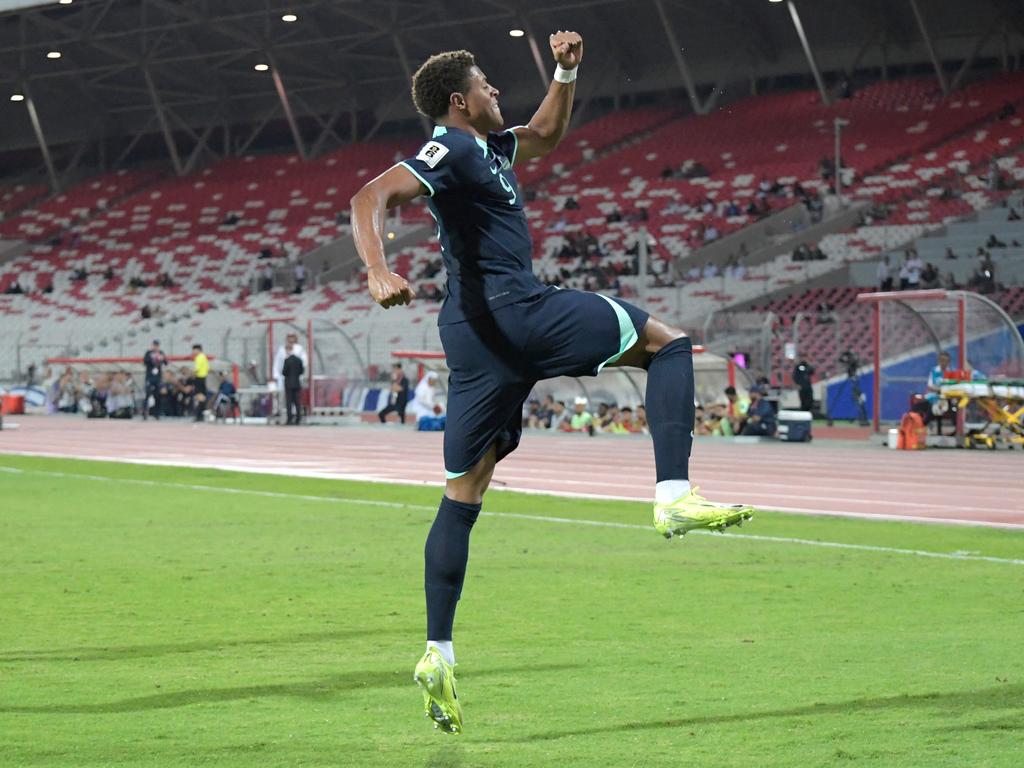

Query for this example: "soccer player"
[350,31,753,734]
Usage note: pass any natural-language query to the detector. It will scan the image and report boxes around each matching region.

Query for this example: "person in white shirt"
[409,371,444,422]
[273,332,308,400]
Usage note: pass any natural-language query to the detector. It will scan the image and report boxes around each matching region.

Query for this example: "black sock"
[645,336,694,482]
[424,496,481,641]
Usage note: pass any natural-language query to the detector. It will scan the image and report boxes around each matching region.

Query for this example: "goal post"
[855,289,1024,432]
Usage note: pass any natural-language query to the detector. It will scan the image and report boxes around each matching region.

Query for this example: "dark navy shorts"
[439,287,649,477]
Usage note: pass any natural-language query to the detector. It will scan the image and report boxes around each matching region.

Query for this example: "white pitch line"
[3,465,1023,567]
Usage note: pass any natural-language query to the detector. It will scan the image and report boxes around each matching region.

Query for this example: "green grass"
[1,454,1022,768]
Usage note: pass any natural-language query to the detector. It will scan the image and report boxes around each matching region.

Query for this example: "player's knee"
[643,317,688,355]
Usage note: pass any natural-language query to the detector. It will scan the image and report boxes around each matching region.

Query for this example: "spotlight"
[47,51,62,59]
[58,0,73,5]
[254,63,269,72]
[10,94,25,102]
[386,232,396,240]
[508,29,525,38]
[281,13,298,22]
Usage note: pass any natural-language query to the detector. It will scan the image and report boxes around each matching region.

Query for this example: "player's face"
[463,66,502,130]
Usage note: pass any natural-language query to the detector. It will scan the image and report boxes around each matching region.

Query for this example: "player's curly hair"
[411,50,476,120]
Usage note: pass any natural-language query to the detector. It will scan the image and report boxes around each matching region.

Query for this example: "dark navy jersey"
[400,125,545,325]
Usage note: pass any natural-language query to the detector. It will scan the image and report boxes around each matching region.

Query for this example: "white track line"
[3,465,1022,567]
[6,449,1024,530]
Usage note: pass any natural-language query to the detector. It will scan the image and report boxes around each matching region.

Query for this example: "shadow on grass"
[0,662,582,715]
[500,683,1024,743]
[0,628,383,663]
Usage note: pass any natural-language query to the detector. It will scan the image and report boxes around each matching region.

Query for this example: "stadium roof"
[1,0,1022,184]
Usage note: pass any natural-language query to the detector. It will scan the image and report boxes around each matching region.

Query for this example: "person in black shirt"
[142,340,165,419]
[793,360,815,413]
[378,363,410,424]
[282,343,305,425]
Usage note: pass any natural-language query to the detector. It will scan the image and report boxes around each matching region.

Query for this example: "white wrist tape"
[554,64,578,84]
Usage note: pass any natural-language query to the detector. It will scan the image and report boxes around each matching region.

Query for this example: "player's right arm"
[350,165,426,309]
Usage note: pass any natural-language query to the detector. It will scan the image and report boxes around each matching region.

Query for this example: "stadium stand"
[2,75,1024,384]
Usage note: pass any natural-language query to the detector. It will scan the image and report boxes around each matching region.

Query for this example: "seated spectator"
[547,400,570,431]
[703,262,719,279]
[745,200,759,216]
[741,386,776,437]
[723,386,749,434]
[723,200,741,217]
[1008,207,1021,222]
[920,262,940,289]
[565,397,595,435]
[605,207,623,224]
[944,247,957,260]
[792,243,810,262]
[985,234,1006,248]
[700,197,715,215]
[212,372,239,420]
[633,404,649,435]
[223,212,240,226]
[563,196,580,211]
[704,224,720,242]
[708,402,734,436]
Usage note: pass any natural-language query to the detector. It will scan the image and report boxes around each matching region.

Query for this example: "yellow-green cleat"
[654,486,754,539]
[414,648,464,734]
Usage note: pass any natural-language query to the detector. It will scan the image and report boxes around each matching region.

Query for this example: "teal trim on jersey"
[506,128,520,166]
[445,469,468,480]
[474,135,488,157]
[432,126,448,138]
[398,161,435,197]
[595,293,639,372]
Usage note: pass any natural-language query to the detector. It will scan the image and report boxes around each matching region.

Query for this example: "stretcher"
[939,380,1024,449]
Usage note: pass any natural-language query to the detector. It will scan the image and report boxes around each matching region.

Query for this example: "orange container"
[1,394,25,415]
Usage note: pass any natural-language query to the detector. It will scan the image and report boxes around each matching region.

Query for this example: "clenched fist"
[550,30,583,70]
[368,264,415,309]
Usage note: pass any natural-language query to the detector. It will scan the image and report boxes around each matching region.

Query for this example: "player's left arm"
[512,31,582,163]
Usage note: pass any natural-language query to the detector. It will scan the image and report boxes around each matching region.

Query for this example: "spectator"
[260,263,274,292]
[605,206,623,224]
[410,370,444,424]
[723,200,741,217]
[633,404,649,435]
[704,224,720,242]
[378,363,410,424]
[565,396,595,435]
[282,341,305,425]
[563,196,580,211]
[293,262,306,294]
[223,212,240,226]
[212,372,239,420]
[876,255,893,291]
[106,372,134,419]
[142,339,165,420]
[899,251,922,290]
[723,385,749,434]
[741,386,776,437]
[191,344,209,422]
[985,234,1006,249]
[703,262,719,279]
[1008,207,1021,222]
[547,400,570,431]
[944,247,958,260]
[920,262,940,289]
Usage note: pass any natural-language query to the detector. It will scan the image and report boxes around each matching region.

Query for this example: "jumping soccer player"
[350,31,753,734]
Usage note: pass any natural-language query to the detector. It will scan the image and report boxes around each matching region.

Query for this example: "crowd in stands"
[522,384,778,438]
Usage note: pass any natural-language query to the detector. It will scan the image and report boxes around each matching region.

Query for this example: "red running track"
[2,416,1022,529]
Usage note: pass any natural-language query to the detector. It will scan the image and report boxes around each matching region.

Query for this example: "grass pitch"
[1,454,1022,767]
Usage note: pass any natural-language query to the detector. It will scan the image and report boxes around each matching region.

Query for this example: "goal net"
[855,289,1024,429]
